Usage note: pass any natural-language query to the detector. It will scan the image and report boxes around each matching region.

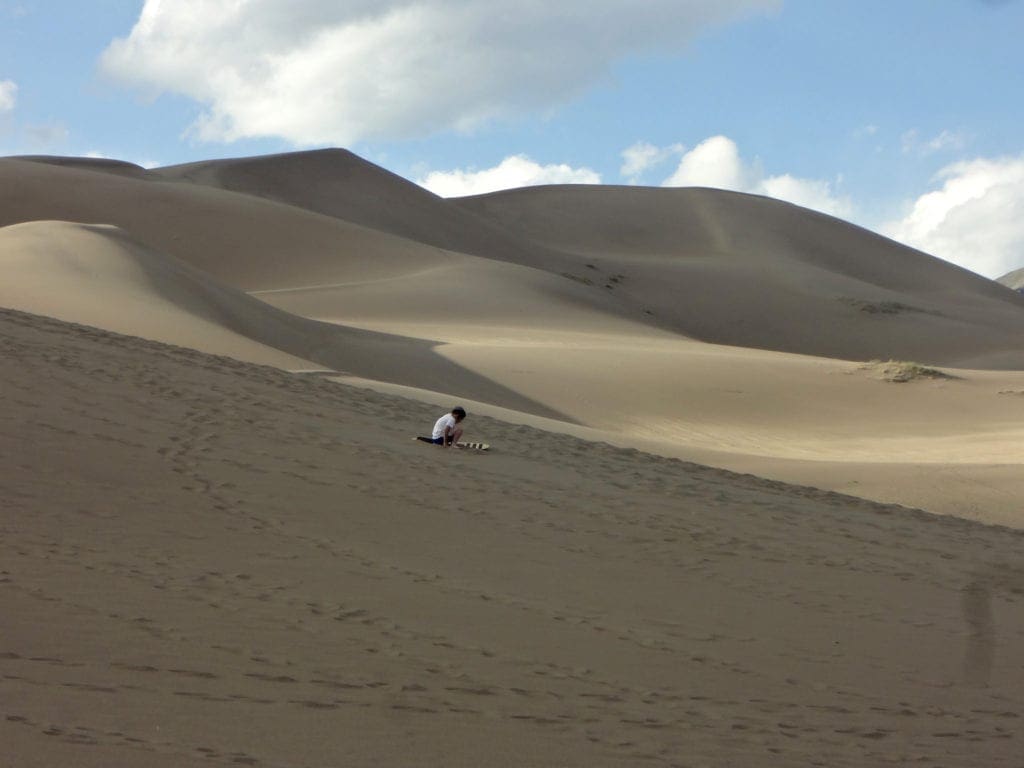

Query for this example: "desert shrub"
[860,359,955,383]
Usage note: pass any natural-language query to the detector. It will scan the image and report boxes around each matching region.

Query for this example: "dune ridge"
[157,149,575,272]
[997,266,1024,291]
[7,151,1024,366]
[0,156,466,291]
[455,184,1024,366]
[0,220,567,418]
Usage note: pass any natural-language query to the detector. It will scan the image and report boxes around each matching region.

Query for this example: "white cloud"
[882,155,1024,278]
[663,135,749,189]
[901,128,967,156]
[100,0,777,146]
[0,80,17,113]
[662,135,853,218]
[417,155,600,197]
[620,141,685,183]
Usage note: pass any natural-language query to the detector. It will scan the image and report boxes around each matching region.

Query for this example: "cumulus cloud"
[0,80,17,113]
[100,0,776,145]
[620,141,685,183]
[417,154,600,197]
[882,155,1024,278]
[663,135,749,189]
[662,135,853,218]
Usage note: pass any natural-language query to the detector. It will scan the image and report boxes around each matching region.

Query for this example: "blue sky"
[2,0,1023,276]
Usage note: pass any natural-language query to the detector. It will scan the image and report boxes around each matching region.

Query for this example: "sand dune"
[4,308,1024,768]
[4,149,1024,525]
[0,156,460,291]
[0,221,565,417]
[456,185,1024,367]
[5,147,1024,766]
[997,266,1024,291]
[8,152,1024,366]
[312,325,1024,527]
[0,220,317,369]
[157,149,573,271]
[157,150,1024,367]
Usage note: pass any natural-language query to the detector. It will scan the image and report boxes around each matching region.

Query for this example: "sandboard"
[413,437,489,450]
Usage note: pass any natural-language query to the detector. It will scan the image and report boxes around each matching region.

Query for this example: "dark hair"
[452,406,467,419]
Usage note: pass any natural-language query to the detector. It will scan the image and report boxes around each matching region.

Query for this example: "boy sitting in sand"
[417,407,466,447]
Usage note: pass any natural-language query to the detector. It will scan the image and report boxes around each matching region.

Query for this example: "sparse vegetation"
[860,359,957,383]
[560,272,593,286]
[839,297,933,316]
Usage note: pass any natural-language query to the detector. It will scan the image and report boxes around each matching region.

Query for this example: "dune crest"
[997,266,1024,291]
[0,220,566,417]
[0,220,315,369]
[456,184,1024,366]
[9,152,1024,366]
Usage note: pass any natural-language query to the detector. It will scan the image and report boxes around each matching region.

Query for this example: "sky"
[1,0,1023,278]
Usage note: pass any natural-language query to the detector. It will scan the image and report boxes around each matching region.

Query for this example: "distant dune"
[0,220,564,417]
[0,156,458,291]
[0,220,318,369]
[157,149,572,271]
[997,266,1024,291]
[6,152,1024,367]
[3,149,1024,524]
[456,184,1024,367]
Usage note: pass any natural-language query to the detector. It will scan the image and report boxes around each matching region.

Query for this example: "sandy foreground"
[3,307,1024,767]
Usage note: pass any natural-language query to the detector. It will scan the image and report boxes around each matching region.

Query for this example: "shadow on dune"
[0,219,570,423]
[291,321,574,423]
[120,232,573,422]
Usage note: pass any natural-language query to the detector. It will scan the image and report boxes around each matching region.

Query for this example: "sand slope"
[0,221,564,417]
[0,220,318,369]
[315,327,1024,527]
[157,149,572,271]
[4,308,1024,768]
[0,157,463,291]
[456,185,1024,367]
[997,266,1024,291]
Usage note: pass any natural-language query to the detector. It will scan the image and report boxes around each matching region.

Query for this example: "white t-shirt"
[432,413,458,440]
